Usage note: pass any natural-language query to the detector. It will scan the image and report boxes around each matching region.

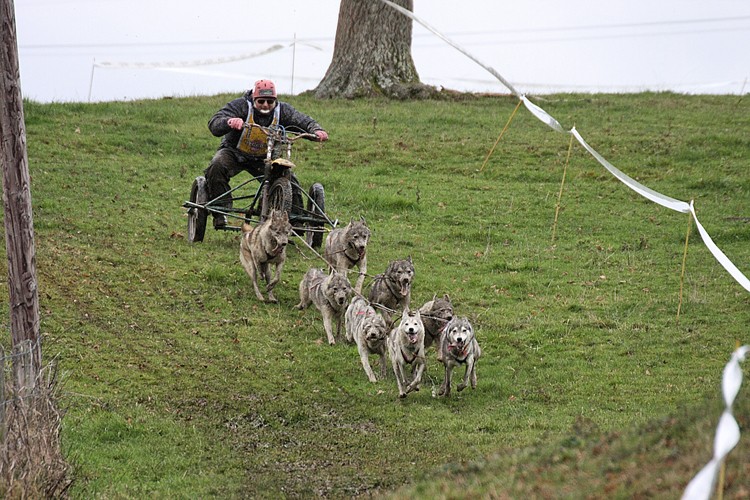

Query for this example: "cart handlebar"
[242,123,322,143]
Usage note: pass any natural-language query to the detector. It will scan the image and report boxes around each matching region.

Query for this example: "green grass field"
[3,92,750,497]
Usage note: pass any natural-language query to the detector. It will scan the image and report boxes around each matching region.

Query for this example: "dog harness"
[447,343,470,363]
[424,315,449,344]
[381,273,406,299]
[236,104,280,156]
[400,347,420,364]
[344,244,364,265]
[263,243,284,262]
[308,273,345,310]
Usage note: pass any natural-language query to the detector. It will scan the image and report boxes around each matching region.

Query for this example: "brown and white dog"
[239,209,291,303]
[437,317,481,397]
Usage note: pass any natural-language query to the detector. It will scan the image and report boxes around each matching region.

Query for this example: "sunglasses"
[255,98,276,105]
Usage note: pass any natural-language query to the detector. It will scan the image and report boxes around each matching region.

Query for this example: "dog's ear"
[444,293,451,302]
[407,255,412,264]
[360,215,367,224]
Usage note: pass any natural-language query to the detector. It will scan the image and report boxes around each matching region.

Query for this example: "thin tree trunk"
[1,0,42,388]
[315,0,436,98]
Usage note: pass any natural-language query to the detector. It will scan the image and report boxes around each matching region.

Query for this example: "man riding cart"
[205,79,329,229]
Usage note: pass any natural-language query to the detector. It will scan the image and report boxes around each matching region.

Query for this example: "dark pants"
[204,149,264,217]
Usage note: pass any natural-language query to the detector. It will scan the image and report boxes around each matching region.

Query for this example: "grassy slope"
[2,92,749,497]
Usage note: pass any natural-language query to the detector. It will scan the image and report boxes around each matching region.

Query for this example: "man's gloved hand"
[227,117,244,130]
[314,130,329,142]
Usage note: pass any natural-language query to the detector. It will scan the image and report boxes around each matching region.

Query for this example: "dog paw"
[457,383,467,392]
[398,392,407,399]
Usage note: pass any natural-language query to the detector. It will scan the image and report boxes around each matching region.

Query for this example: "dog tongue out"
[400,282,410,297]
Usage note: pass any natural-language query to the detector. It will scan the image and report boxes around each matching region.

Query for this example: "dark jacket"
[208,90,324,155]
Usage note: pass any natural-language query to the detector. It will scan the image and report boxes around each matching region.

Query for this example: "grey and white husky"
[324,217,370,294]
[345,297,389,382]
[387,308,425,398]
[437,317,481,397]
[418,294,454,354]
[368,257,414,325]
[239,209,291,303]
[296,268,353,345]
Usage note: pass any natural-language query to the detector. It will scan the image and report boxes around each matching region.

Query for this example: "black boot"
[213,213,227,229]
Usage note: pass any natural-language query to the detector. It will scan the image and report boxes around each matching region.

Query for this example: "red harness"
[400,346,418,364]
[447,343,469,361]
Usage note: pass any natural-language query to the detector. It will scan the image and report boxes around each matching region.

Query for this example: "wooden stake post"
[1,0,42,389]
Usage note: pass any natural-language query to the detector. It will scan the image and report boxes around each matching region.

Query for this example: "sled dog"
[324,217,370,294]
[368,257,414,325]
[437,317,481,397]
[345,297,389,382]
[239,209,291,303]
[387,308,425,398]
[296,268,353,345]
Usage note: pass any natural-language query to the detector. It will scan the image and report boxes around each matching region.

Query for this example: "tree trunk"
[314,0,436,99]
[1,0,42,388]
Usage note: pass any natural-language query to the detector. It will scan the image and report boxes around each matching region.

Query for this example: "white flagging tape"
[689,202,750,293]
[570,127,691,214]
[521,95,565,133]
[683,345,749,500]
[377,2,750,494]
[571,127,750,292]
[94,44,284,69]
[381,0,750,295]
[379,0,521,98]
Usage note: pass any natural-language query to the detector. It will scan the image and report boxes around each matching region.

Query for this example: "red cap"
[253,79,277,99]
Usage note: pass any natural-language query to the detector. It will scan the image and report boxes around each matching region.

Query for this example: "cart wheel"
[268,176,293,215]
[306,182,325,249]
[187,176,208,243]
